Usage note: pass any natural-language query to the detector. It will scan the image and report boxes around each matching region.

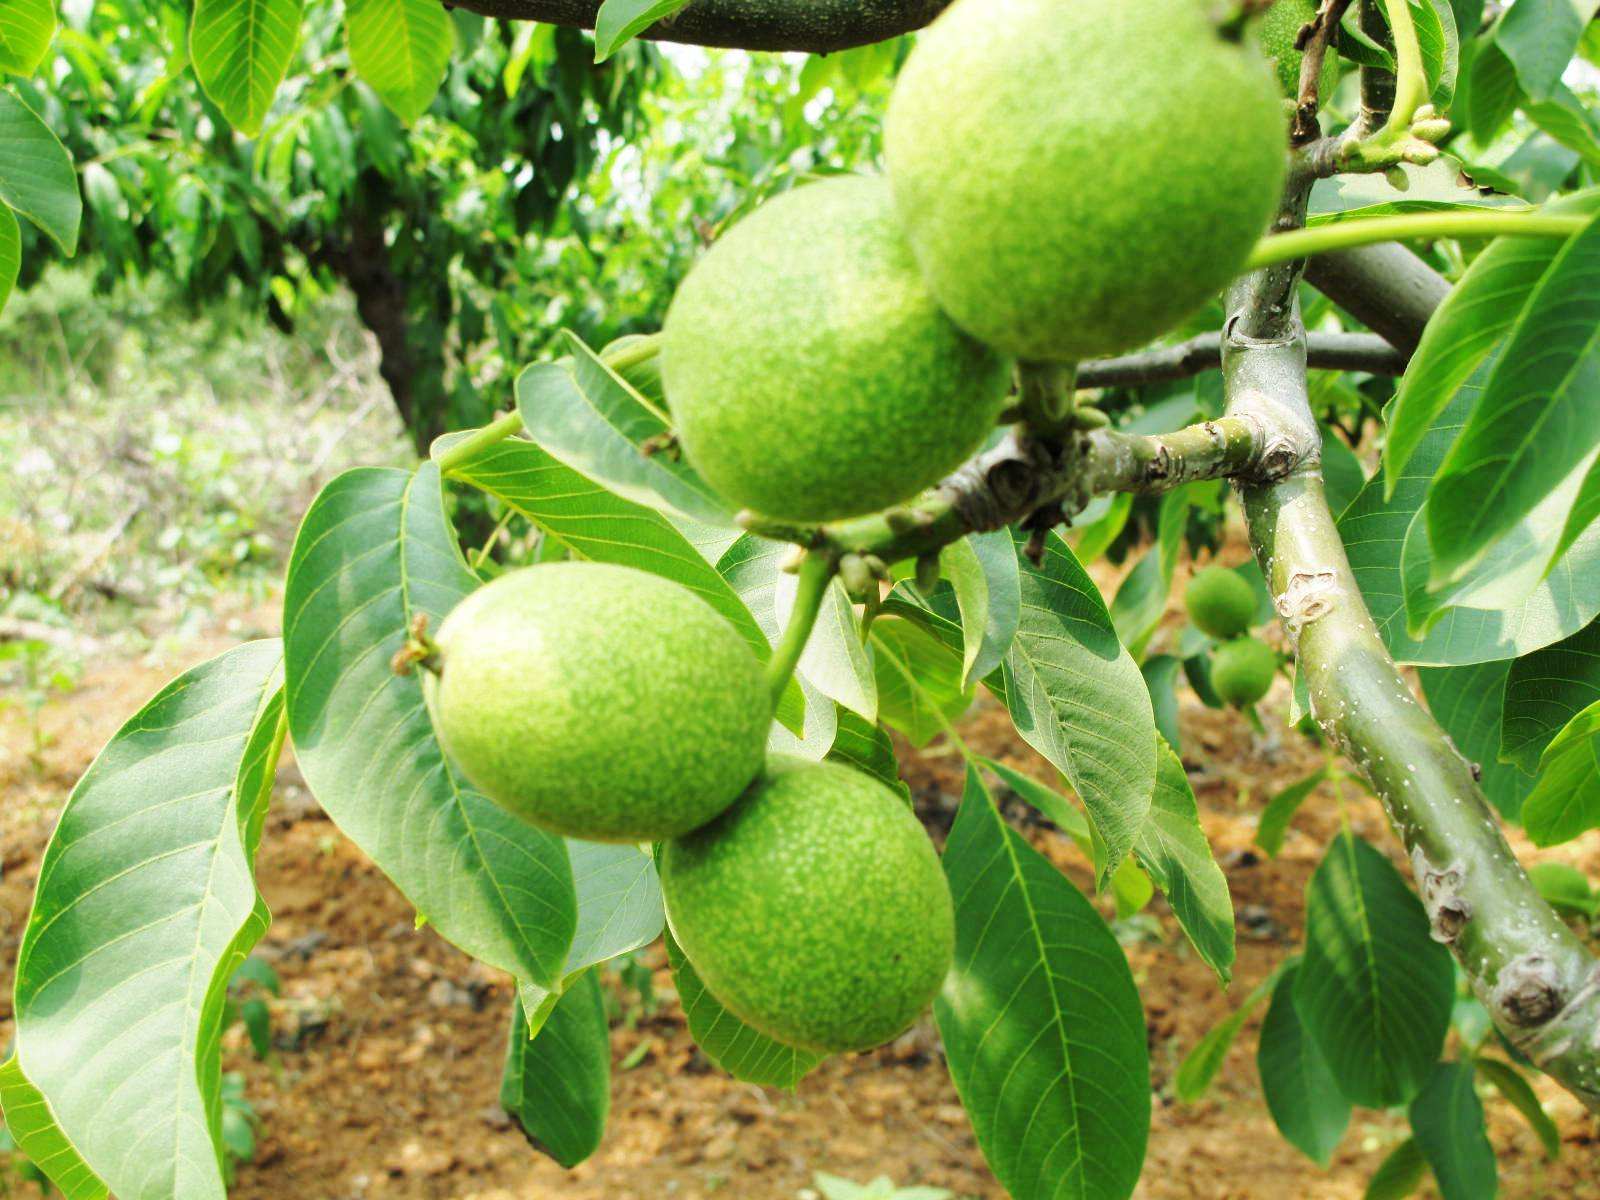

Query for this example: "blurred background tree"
[14,1,901,451]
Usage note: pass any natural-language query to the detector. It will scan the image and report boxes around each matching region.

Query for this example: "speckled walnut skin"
[425,562,769,843]
[662,758,954,1054]
[885,0,1287,361]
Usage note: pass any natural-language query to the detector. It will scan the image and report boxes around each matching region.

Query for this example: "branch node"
[1495,954,1566,1028]
[1411,849,1472,945]
[1274,570,1338,637]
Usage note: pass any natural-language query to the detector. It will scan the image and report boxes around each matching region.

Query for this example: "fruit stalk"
[1223,190,1600,1113]
[443,0,952,52]
[764,551,837,709]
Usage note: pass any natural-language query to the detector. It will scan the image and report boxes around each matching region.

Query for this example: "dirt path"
[2,603,1595,1200]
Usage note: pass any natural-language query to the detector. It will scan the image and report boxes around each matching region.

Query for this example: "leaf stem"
[1379,0,1426,138]
[1245,212,1588,270]
[764,551,837,711]
[600,332,663,374]
[435,411,526,474]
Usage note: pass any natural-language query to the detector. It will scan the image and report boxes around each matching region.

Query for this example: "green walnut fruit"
[661,758,954,1053]
[425,562,768,842]
[1259,0,1342,99]
[663,174,1011,523]
[1185,566,1258,640]
[1210,636,1279,708]
[884,0,1288,361]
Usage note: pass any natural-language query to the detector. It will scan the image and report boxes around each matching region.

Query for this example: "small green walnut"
[1185,566,1259,640]
[661,758,954,1054]
[424,562,768,842]
[1211,636,1280,708]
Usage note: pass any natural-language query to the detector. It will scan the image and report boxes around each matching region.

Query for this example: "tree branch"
[1304,243,1450,355]
[1078,331,1405,388]
[442,0,951,52]
[742,415,1275,565]
[1223,184,1600,1114]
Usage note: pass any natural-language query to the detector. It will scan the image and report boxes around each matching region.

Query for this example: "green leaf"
[1320,426,1368,520]
[1526,83,1600,171]
[519,842,663,1033]
[1411,0,1459,107]
[1295,832,1455,1107]
[0,201,16,313]
[978,756,1092,843]
[942,530,1020,689]
[0,1059,105,1200]
[516,336,737,528]
[1409,1061,1497,1200]
[1493,0,1599,101]
[871,617,971,748]
[1527,861,1599,918]
[999,532,1157,882]
[1383,189,1600,493]
[664,934,824,1088]
[1428,213,1600,585]
[283,466,576,990]
[190,0,303,135]
[1406,441,1600,640]
[976,756,1151,916]
[0,86,77,252]
[1461,35,1523,143]
[827,710,906,798]
[1500,614,1600,771]
[592,0,689,62]
[1257,767,1329,857]
[501,972,610,1168]
[1141,654,1183,752]
[1520,699,1600,846]
[1550,452,1600,571]
[1343,359,1600,666]
[935,766,1150,1200]
[1135,739,1235,983]
[345,0,453,124]
[1365,1138,1428,1200]
[3,641,285,1200]
[1418,661,1534,820]
[1110,547,1166,661]
[1257,962,1350,1166]
[1175,961,1289,1102]
[1474,1057,1561,1160]
[1068,491,1131,564]
[0,0,54,76]
[1308,156,1527,224]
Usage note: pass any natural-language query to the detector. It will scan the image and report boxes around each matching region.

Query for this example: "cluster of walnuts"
[424,0,1298,1055]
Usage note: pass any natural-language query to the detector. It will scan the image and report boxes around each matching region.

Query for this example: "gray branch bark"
[1304,244,1451,355]
[1223,187,1600,1114]
[1079,331,1406,388]
[443,0,951,51]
